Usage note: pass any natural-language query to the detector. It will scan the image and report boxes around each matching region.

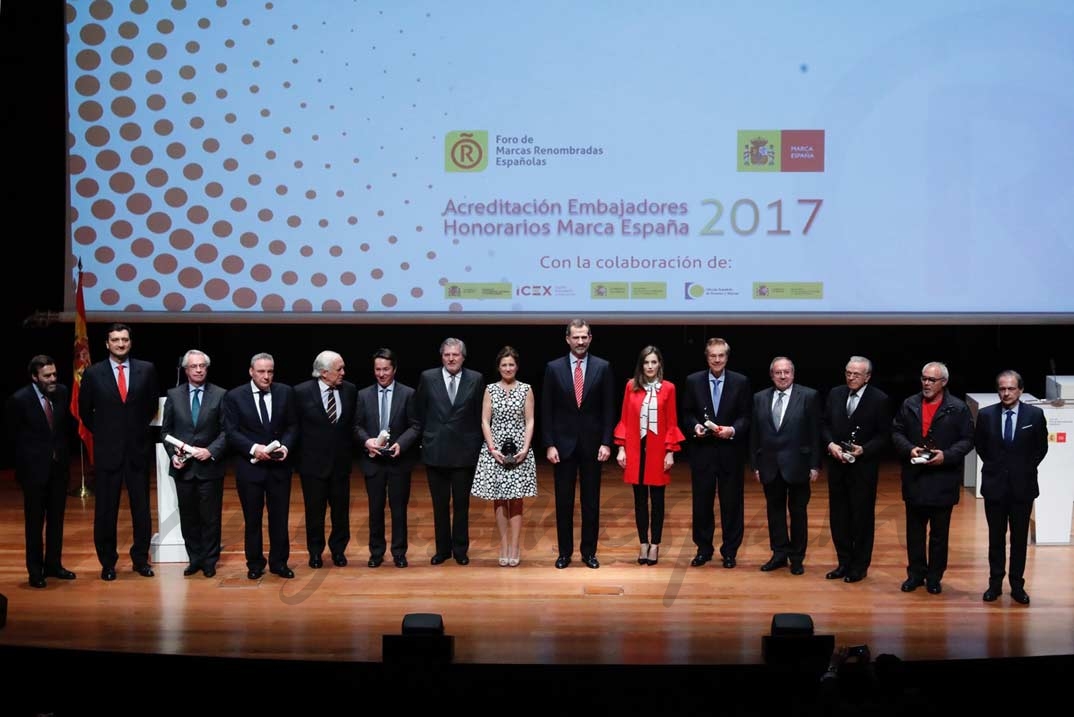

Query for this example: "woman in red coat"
[614,346,685,565]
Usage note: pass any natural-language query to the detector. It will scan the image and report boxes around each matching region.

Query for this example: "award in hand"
[376,429,393,456]
[839,426,860,463]
[910,433,936,465]
[701,409,720,436]
[500,437,518,468]
[163,434,193,465]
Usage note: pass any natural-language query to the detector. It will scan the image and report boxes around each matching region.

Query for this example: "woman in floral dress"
[472,346,537,566]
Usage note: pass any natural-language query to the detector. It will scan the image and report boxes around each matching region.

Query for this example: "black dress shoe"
[29,575,47,589]
[101,567,117,581]
[332,554,348,567]
[760,557,788,572]
[393,556,408,568]
[45,567,76,580]
[455,555,470,566]
[1011,589,1031,605]
[722,556,737,569]
[183,564,201,576]
[309,555,324,569]
[430,553,450,565]
[690,554,711,567]
[926,581,942,595]
[134,565,155,578]
[844,571,866,583]
[900,578,924,592]
[790,562,805,575]
[247,568,264,580]
[270,566,295,579]
[554,556,571,569]
[982,586,1001,602]
[825,566,847,580]
[203,567,217,578]
[368,556,383,568]
[582,555,599,569]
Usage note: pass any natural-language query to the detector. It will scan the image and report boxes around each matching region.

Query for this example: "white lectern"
[150,396,189,563]
[963,392,1038,498]
[1031,398,1074,545]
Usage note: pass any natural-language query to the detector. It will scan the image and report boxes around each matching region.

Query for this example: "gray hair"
[312,350,343,377]
[181,350,211,368]
[440,337,466,358]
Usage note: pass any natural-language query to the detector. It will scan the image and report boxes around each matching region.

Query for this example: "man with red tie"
[78,323,160,581]
[541,319,616,569]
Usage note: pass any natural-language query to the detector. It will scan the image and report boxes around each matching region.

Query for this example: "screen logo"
[739,130,825,172]
[445,131,488,172]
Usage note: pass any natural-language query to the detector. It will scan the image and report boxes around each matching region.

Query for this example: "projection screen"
[63,1,1074,323]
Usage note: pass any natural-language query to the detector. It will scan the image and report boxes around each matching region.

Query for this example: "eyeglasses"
[920,376,944,384]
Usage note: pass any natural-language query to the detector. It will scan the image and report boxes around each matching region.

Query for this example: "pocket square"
[1019,425,1032,430]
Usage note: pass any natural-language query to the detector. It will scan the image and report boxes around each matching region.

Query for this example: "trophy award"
[376,429,393,457]
[500,437,519,468]
[701,409,719,436]
[839,425,860,463]
[910,433,936,465]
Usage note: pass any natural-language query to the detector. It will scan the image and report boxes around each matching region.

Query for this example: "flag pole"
[71,438,93,499]
[69,258,95,498]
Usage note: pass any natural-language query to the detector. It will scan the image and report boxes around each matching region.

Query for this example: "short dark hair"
[373,348,397,369]
[28,355,56,377]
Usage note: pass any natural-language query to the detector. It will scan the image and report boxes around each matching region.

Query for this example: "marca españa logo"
[738,129,824,172]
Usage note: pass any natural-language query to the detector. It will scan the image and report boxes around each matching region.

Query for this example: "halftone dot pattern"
[66,1,448,313]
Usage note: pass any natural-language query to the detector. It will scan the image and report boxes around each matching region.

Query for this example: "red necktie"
[117,364,128,403]
[42,395,54,428]
[573,360,584,407]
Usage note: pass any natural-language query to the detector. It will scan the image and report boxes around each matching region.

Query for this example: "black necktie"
[1003,409,1014,445]
[258,390,270,427]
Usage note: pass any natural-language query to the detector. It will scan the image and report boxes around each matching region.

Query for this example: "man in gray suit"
[750,356,821,575]
[414,338,485,565]
[355,348,422,568]
[161,349,228,578]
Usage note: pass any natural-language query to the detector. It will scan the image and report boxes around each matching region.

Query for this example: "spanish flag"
[70,259,94,464]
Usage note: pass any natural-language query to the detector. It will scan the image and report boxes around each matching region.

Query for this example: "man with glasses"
[820,356,890,584]
[891,361,973,595]
[161,350,228,578]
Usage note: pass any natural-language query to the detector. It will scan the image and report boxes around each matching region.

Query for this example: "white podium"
[1045,375,1074,400]
[1031,399,1074,545]
[963,392,1037,498]
[150,396,189,563]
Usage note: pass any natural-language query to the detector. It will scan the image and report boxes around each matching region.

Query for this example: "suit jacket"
[5,383,70,486]
[222,382,299,483]
[974,401,1048,503]
[78,357,160,472]
[891,391,973,506]
[820,383,891,465]
[679,369,752,473]
[749,384,821,485]
[160,382,228,481]
[293,379,358,478]
[354,381,422,474]
[414,367,484,467]
[540,353,616,459]
[613,380,685,486]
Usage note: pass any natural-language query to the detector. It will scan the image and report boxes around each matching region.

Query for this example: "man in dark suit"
[294,350,357,569]
[355,348,422,568]
[679,337,752,569]
[4,355,75,588]
[223,352,299,580]
[541,319,616,569]
[820,356,890,583]
[750,356,821,575]
[414,338,484,565]
[974,369,1048,605]
[891,361,973,595]
[160,349,227,578]
[78,322,160,581]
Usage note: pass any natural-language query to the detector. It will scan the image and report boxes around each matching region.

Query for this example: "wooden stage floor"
[1,461,1072,668]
